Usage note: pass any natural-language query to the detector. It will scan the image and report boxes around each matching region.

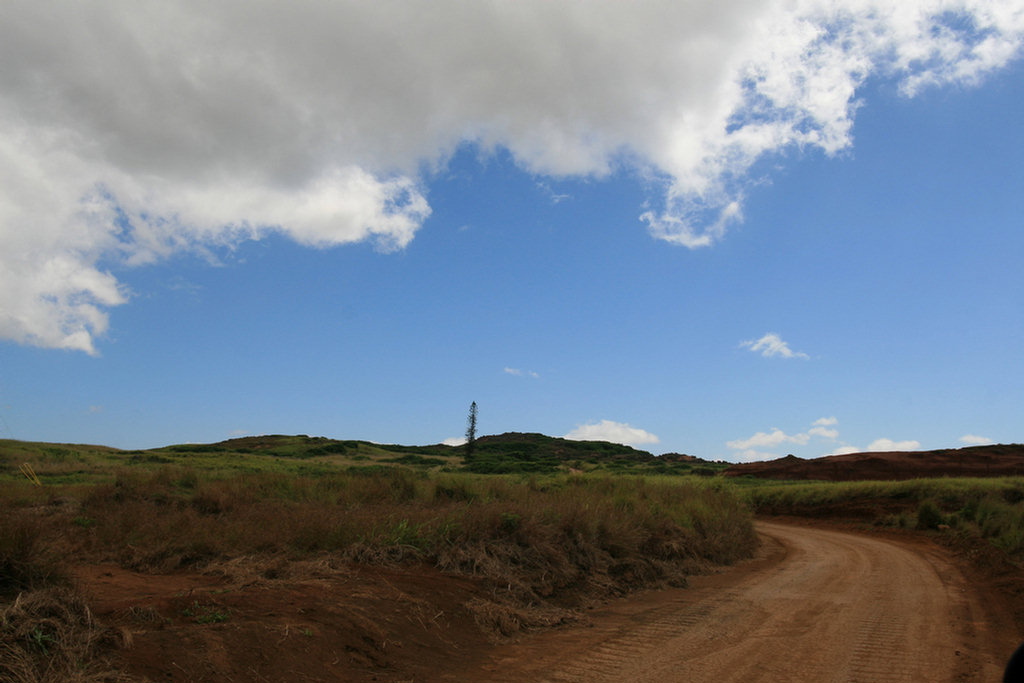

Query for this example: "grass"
[0,435,729,491]
[0,458,756,677]
[181,601,230,624]
[0,433,750,679]
[0,440,757,644]
[0,516,132,682]
[42,468,754,590]
[739,476,1024,559]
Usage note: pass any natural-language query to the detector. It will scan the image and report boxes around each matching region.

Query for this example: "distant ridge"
[723,444,1024,481]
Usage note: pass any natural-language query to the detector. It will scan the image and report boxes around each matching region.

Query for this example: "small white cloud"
[504,366,539,378]
[959,434,994,446]
[727,428,810,451]
[813,417,838,427]
[829,446,861,456]
[867,438,921,452]
[536,181,571,204]
[564,420,660,448]
[740,333,809,360]
[228,429,248,437]
[443,436,467,447]
[808,426,839,439]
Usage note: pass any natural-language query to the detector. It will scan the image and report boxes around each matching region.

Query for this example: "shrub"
[915,500,945,530]
[0,515,68,596]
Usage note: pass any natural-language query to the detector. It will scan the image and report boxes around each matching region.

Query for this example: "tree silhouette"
[465,401,478,460]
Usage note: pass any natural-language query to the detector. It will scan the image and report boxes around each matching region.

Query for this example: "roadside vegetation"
[739,476,1024,559]
[1,436,752,681]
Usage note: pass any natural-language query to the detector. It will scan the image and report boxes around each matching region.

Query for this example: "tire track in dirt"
[453,521,1012,683]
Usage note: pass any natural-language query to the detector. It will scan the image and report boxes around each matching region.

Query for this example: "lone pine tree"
[465,401,478,459]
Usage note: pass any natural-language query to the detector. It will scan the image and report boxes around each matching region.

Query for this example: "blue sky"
[0,2,1022,461]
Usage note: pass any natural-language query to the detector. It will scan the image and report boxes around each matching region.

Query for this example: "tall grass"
[740,477,1024,558]
[5,468,755,604]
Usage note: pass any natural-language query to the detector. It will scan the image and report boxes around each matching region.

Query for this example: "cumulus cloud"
[828,446,862,456]
[740,333,810,359]
[808,426,840,439]
[727,416,842,458]
[443,436,467,447]
[867,438,922,452]
[727,428,811,451]
[808,416,839,439]
[564,420,660,448]
[959,434,994,446]
[3,1,1022,352]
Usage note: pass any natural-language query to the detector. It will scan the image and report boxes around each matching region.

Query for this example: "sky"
[0,1,1022,462]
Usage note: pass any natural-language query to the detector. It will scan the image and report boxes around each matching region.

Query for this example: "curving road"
[459,521,1014,683]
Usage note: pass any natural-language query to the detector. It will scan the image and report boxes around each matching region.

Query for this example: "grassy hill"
[0,433,727,487]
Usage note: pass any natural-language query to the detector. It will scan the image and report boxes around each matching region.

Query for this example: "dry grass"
[0,586,133,683]
[7,468,755,598]
[2,467,756,642]
[0,515,135,683]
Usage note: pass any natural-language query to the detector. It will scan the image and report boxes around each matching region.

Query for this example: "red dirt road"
[85,521,1020,682]
[452,522,1018,683]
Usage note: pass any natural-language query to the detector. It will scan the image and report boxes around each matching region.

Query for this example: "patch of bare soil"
[76,521,1021,682]
[77,561,501,682]
[723,444,1024,480]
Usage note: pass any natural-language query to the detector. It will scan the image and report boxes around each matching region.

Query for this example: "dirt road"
[454,521,1017,683]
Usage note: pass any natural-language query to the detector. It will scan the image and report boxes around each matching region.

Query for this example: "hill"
[723,444,1024,481]
[0,433,726,483]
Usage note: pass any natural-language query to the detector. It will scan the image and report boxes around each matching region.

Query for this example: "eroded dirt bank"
[84,522,1020,682]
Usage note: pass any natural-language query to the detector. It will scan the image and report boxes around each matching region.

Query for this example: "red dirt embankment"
[723,444,1024,481]
[76,521,1021,682]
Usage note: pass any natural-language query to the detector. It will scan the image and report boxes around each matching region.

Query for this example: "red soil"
[75,519,1023,683]
[77,561,498,682]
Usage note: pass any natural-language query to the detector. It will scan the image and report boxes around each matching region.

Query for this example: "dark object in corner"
[1005,640,1024,682]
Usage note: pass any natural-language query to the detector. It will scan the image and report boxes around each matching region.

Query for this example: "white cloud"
[443,436,467,447]
[740,333,810,360]
[504,367,540,378]
[959,434,994,446]
[564,420,660,448]
[829,446,862,456]
[727,428,811,451]
[867,438,922,452]
[809,416,839,439]
[727,416,842,459]
[2,1,1022,352]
